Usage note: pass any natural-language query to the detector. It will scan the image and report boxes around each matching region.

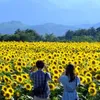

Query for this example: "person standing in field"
[58,64,80,100]
[30,60,51,100]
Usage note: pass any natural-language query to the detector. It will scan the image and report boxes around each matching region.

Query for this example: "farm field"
[0,42,100,100]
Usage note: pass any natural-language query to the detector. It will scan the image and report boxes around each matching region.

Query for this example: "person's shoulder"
[76,75,80,83]
[45,72,51,77]
[59,75,68,84]
[33,70,39,75]
[76,76,80,80]
[45,72,51,80]
[46,72,51,75]
[60,75,68,80]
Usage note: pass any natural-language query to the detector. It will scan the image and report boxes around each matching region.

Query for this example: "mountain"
[31,23,77,36]
[0,21,75,36]
[0,21,100,36]
[0,21,29,34]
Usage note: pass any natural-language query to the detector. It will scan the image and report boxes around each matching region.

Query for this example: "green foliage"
[43,33,58,42]
[0,27,100,42]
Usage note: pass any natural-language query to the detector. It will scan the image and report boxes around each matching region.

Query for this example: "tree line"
[0,27,100,42]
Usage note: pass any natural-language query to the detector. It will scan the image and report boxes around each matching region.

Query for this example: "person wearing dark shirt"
[30,60,51,100]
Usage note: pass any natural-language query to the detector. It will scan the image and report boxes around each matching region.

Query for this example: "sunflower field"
[0,42,100,100]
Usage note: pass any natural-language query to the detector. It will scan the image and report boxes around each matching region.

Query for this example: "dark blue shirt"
[30,70,51,98]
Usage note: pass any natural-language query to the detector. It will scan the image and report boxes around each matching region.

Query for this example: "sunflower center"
[27,85,30,88]
[6,93,10,97]
[97,75,100,80]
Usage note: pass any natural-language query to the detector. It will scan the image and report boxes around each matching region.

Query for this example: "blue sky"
[50,0,100,9]
[0,0,100,25]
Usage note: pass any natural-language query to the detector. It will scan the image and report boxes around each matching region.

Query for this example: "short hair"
[36,60,44,69]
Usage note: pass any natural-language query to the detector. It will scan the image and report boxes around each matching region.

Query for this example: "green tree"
[44,33,58,42]
[14,29,41,41]
[72,35,93,42]
[65,30,74,40]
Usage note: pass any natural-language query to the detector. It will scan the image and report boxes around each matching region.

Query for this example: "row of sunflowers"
[0,42,100,100]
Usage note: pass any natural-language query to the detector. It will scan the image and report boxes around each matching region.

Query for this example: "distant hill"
[0,21,100,36]
[0,21,29,34]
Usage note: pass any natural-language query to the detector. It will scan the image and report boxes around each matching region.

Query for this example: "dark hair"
[36,60,44,69]
[66,64,76,82]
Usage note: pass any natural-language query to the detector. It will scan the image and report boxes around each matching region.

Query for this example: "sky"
[0,0,100,25]
[50,0,100,9]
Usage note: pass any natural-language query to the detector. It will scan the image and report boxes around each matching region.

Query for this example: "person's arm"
[44,65,49,72]
[29,67,36,80]
[76,76,80,86]
[44,64,51,80]
[29,66,36,72]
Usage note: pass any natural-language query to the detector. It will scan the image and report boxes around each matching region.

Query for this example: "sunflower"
[63,57,67,61]
[12,81,18,87]
[22,62,26,67]
[52,79,58,83]
[81,69,87,75]
[6,84,12,88]
[2,56,7,61]
[75,66,81,71]
[61,60,66,66]
[2,85,7,92]
[3,66,10,73]
[7,87,14,96]
[24,83,32,91]
[11,74,17,80]
[6,56,11,62]
[47,54,52,59]
[91,60,96,65]
[4,91,12,99]
[52,60,58,65]
[95,74,100,81]
[73,61,78,65]
[53,52,57,57]
[79,75,86,85]
[3,75,10,83]
[16,66,22,73]
[58,65,64,70]
[16,61,22,66]
[87,66,93,72]
[58,69,64,74]
[21,74,27,79]
[53,75,59,80]
[51,64,56,70]
[49,83,55,90]
[85,76,92,84]
[88,87,97,96]
[17,57,22,62]
[10,69,14,73]
[16,76,23,84]
[52,69,59,76]
[75,68,80,75]
[1,63,5,66]
[11,54,15,58]
[26,58,30,62]
[85,72,92,78]
[48,67,52,72]
[89,82,96,88]
[93,67,98,72]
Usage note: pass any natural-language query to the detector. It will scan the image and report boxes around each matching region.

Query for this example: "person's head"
[36,60,44,69]
[65,64,76,82]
